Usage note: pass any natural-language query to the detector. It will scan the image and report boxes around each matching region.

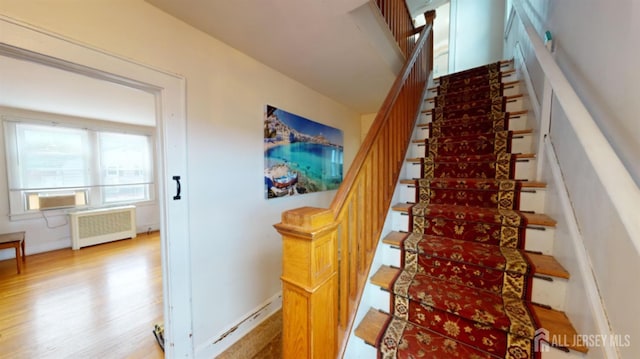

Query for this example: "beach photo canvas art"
[264,105,343,199]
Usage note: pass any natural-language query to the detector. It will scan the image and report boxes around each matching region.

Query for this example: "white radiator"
[69,205,137,250]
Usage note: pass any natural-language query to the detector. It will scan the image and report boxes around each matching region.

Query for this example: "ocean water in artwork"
[265,142,343,194]
[264,105,343,198]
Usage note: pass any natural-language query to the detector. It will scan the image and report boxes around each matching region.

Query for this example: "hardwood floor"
[0,232,164,358]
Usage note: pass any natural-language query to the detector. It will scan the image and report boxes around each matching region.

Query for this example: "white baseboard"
[195,292,283,358]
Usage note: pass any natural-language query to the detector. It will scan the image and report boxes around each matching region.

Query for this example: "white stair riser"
[503,82,522,97]
[515,158,537,181]
[532,276,568,311]
[526,226,555,255]
[512,133,534,154]
[390,211,555,255]
[370,286,391,312]
[379,243,567,311]
[403,161,421,179]
[506,96,525,112]
[520,189,546,213]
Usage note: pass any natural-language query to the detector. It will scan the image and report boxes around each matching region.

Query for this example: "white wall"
[505,1,640,357]
[449,0,506,72]
[360,112,377,142]
[544,103,639,358]
[509,0,640,185]
[0,1,361,356]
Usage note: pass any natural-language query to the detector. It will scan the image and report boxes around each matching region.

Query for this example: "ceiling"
[144,0,436,114]
[406,0,449,19]
[0,1,440,122]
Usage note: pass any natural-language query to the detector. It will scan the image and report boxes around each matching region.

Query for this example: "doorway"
[433,1,451,77]
[0,16,192,357]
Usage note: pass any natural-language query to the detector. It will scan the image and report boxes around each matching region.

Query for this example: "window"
[4,119,155,216]
[98,132,152,203]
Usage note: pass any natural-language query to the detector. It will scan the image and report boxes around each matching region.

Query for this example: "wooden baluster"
[348,201,357,299]
[274,207,338,359]
[337,215,348,330]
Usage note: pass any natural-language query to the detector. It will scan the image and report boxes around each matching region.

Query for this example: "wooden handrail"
[275,13,434,359]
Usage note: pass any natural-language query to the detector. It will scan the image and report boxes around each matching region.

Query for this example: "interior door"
[0,16,194,357]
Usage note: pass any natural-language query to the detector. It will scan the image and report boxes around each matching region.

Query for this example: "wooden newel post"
[424,10,436,72]
[274,207,339,359]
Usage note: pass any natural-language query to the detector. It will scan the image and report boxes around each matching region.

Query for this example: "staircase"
[354,61,589,358]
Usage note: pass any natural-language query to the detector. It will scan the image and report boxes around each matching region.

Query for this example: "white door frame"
[0,15,194,357]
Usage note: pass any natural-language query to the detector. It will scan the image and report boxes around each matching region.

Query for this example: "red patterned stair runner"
[414,178,523,209]
[400,233,534,299]
[390,270,538,358]
[377,62,543,359]
[429,112,510,137]
[421,153,517,180]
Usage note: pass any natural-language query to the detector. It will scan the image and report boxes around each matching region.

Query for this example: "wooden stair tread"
[534,305,589,353]
[355,309,388,346]
[523,212,557,227]
[369,265,586,353]
[399,178,546,188]
[527,252,570,279]
[371,265,397,291]
[371,265,398,289]
[381,232,569,279]
[391,202,413,212]
[381,230,409,246]
[391,202,556,227]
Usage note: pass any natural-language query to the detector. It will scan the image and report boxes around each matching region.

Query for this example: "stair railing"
[374,0,418,57]
[274,11,435,359]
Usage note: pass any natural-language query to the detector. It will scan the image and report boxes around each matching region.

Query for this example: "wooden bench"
[0,231,26,274]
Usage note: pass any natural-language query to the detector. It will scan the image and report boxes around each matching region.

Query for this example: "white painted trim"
[447,0,458,73]
[513,42,541,120]
[504,5,516,41]
[196,292,283,358]
[543,138,617,358]
[511,0,640,255]
[535,77,552,180]
[0,15,193,357]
